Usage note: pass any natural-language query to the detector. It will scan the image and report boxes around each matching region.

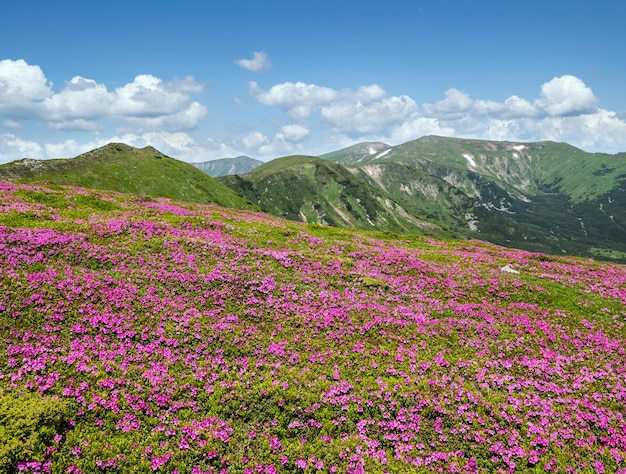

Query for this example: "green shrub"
[0,390,72,472]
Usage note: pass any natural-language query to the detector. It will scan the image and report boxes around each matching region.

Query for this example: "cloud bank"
[0,59,207,132]
[248,75,626,154]
[1,58,626,163]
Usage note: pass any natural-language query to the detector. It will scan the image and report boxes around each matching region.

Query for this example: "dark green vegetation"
[0,143,259,211]
[0,391,72,473]
[222,136,626,263]
[219,155,444,236]
[191,156,263,177]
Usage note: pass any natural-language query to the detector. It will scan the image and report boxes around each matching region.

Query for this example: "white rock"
[500,264,520,274]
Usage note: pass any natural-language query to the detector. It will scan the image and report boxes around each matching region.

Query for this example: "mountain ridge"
[0,142,259,211]
[1,136,625,262]
[219,155,445,235]
[224,135,626,262]
[191,155,263,177]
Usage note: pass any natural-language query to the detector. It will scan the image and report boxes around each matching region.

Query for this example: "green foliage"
[0,391,72,473]
[13,190,69,209]
[69,193,120,211]
[318,136,626,262]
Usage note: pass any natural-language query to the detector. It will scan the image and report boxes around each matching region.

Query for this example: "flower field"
[1,181,625,473]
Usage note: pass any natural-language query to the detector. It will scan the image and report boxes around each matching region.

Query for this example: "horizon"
[1,1,626,163]
[3,134,622,166]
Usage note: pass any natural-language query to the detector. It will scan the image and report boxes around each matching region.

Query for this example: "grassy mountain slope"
[219,155,445,235]
[191,155,263,177]
[0,143,259,210]
[1,181,625,472]
[319,141,391,164]
[321,136,626,262]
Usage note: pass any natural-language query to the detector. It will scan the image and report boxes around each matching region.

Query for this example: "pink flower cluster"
[1,181,625,473]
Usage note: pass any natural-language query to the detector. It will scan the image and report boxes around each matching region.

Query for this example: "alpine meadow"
[0,135,626,472]
[2,2,626,472]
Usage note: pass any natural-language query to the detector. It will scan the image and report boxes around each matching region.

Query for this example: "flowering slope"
[1,181,625,473]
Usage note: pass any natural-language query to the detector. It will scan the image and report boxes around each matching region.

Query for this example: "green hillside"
[219,155,446,236]
[318,136,626,262]
[0,143,259,211]
[319,141,391,164]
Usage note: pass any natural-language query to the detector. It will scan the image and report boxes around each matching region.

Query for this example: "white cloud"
[250,81,420,135]
[0,59,51,118]
[535,75,598,116]
[280,124,309,142]
[43,76,112,122]
[124,101,208,132]
[502,95,536,118]
[249,81,337,119]
[387,117,456,144]
[423,88,474,118]
[249,75,626,154]
[44,139,84,158]
[354,84,386,102]
[241,131,269,149]
[3,119,21,129]
[0,133,43,161]
[236,51,272,73]
[111,74,195,117]
[2,66,626,165]
[0,60,206,131]
[321,94,418,134]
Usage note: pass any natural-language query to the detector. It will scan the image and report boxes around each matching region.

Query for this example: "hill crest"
[0,142,258,211]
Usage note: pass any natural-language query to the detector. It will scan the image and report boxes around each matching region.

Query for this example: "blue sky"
[1,0,625,163]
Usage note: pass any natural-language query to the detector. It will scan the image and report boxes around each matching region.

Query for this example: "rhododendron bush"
[1,181,625,473]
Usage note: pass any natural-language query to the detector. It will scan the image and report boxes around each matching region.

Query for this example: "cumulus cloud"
[422,76,599,122]
[229,126,313,158]
[0,133,43,161]
[321,94,418,134]
[249,81,337,119]
[0,59,51,118]
[43,139,85,159]
[240,131,269,149]
[0,59,206,131]
[236,51,272,73]
[536,75,598,116]
[249,75,626,153]
[2,65,626,164]
[280,124,309,142]
[124,102,208,132]
[250,81,420,135]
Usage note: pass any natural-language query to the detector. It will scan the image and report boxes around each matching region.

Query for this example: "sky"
[1,0,626,164]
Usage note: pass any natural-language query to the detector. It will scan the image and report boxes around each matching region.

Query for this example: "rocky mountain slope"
[1,136,624,262]
[222,136,626,262]
[219,155,444,236]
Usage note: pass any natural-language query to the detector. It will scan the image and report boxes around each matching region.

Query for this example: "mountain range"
[219,136,626,262]
[191,155,263,177]
[1,136,624,263]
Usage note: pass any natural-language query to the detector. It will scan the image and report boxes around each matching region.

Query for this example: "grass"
[0,143,259,211]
